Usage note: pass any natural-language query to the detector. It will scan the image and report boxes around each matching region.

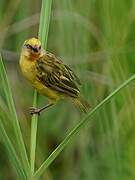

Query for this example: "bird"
[19,37,90,115]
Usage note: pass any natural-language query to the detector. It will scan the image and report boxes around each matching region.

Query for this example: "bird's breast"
[19,55,60,101]
[20,55,37,83]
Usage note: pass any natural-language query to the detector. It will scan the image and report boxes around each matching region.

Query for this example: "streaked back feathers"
[36,52,80,98]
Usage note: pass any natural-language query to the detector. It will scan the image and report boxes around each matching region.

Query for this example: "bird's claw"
[29,107,40,115]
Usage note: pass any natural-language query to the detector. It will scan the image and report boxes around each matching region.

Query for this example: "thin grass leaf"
[30,0,52,175]
[30,91,38,175]
[39,0,52,48]
[33,74,135,179]
[0,55,30,178]
[0,117,26,180]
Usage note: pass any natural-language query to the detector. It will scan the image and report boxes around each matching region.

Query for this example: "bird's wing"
[36,52,81,97]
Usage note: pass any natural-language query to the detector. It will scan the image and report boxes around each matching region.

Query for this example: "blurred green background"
[0,0,135,179]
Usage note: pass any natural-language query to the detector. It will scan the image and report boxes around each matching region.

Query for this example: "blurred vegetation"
[0,0,135,179]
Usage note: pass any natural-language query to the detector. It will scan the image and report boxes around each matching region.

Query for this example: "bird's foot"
[29,107,40,115]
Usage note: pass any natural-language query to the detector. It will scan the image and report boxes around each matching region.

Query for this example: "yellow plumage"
[19,37,90,114]
[20,54,60,101]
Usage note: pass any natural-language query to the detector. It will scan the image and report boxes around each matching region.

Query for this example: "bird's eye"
[24,44,32,49]
[39,45,41,50]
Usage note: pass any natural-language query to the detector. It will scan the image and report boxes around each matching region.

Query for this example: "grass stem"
[30,0,52,176]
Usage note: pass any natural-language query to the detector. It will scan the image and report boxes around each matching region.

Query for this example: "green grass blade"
[30,91,38,175]
[39,0,52,48]
[0,55,30,178]
[30,0,52,175]
[0,117,27,180]
[33,74,135,179]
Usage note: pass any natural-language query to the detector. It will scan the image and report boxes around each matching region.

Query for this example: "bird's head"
[22,37,44,60]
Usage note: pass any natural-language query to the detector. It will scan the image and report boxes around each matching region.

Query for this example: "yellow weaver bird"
[19,37,90,115]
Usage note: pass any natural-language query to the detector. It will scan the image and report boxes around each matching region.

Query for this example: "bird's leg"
[30,103,54,115]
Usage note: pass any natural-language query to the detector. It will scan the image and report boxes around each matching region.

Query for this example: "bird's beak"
[32,45,41,53]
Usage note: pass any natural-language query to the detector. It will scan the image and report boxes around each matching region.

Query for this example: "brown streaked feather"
[45,52,81,85]
[36,52,81,98]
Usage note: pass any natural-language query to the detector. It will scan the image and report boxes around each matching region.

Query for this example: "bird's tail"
[72,96,90,113]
